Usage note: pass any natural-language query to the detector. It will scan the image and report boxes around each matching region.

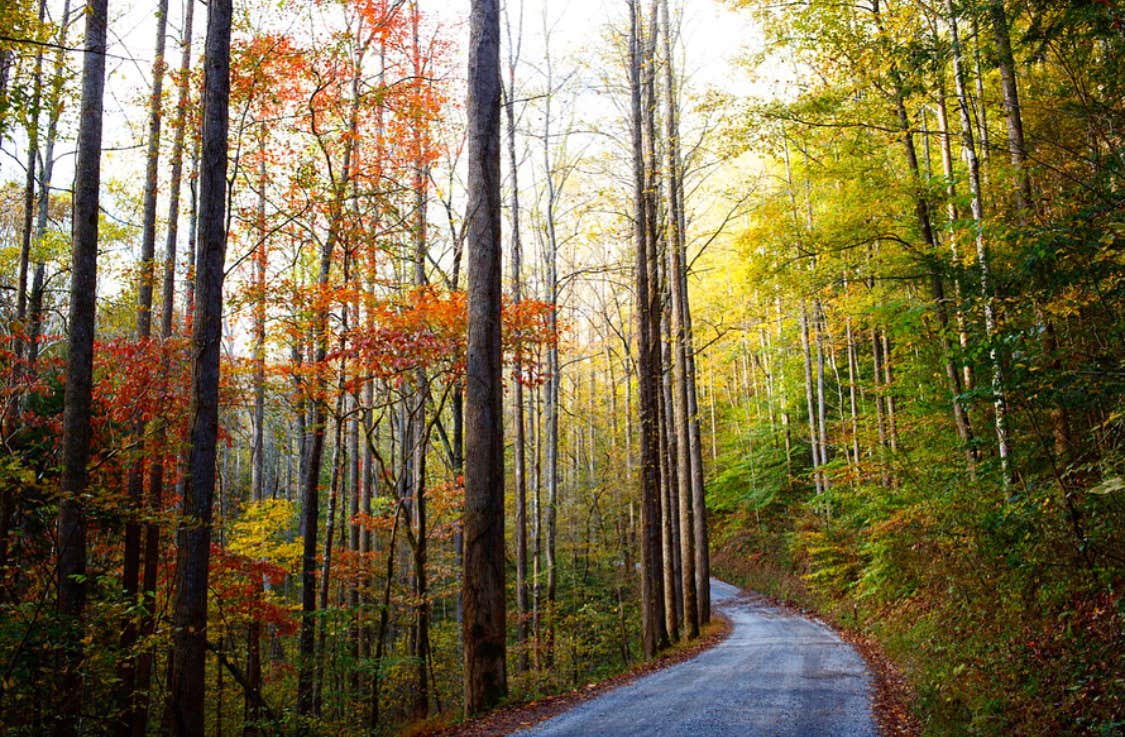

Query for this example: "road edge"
[418,614,733,737]
[739,590,923,737]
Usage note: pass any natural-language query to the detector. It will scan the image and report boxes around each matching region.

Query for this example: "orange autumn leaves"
[262,285,557,401]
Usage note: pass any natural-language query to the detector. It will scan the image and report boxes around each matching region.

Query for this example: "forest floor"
[428,579,917,737]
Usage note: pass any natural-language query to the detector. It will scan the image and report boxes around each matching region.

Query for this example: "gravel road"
[514,579,878,737]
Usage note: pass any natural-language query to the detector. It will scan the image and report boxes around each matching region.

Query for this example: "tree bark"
[463,0,507,714]
[630,0,667,659]
[540,32,561,666]
[166,2,231,735]
[55,2,109,734]
[989,0,1033,213]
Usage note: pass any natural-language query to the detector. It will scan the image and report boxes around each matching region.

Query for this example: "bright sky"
[3,0,764,192]
[1,0,768,318]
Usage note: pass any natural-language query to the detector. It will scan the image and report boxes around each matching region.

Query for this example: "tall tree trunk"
[463,0,507,714]
[166,1,231,735]
[297,54,360,719]
[987,1,1073,464]
[643,0,672,648]
[659,306,679,641]
[12,0,45,369]
[297,237,336,722]
[988,0,1032,212]
[55,2,109,734]
[408,30,432,712]
[118,4,169,730]
[540,30,561,666]
[684,286,709,624]
[648,53,699,606]
[504,0,530,671]
[251,155,267,503]
[13,0,45,368]
[946,0,1013,485]
[136,4,194,731]
[630,0,667,659]
[935,83,975,393]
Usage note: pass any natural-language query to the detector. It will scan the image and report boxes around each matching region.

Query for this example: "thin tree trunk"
[800,303,822,494]
[659,312,679,641]
[250,162,267,501]
[539,25,561,666]
[814,300,830,492]
[297,56,361,719]
[947,0,1013,485]
[118,4,169,729]
[845,313,861,470]
[136,4,194,731]
[408,33,432,712]
[935,84,975,393]
[13,0,45,367]
[882,331,898,453]
[504,0,530,670]
[871,325,889,486]
[368,503,402,730]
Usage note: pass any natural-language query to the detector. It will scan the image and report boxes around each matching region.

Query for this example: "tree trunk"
[800,303,822,494]
[935,83,975,393]
[540,32,561,667]
[463,0,507,714]
[166,2,231,735]
[408,35,432,712]
[661,24,697,634]
[13,0,45,367]
[989,0,1033,213]
[504,0,530,670]
[814,300,830,492]
[946,0,1013,485]
[55,2,109,734]
[630,0,667,659]
[118,4,168,730]
[987,1,1073,465]
[136,4,194,731]
[250,162,267,502]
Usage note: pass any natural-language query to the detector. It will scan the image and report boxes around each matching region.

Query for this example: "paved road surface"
[514,579,878,737]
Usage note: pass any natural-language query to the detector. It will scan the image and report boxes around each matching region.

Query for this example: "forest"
[0,0,1121,735]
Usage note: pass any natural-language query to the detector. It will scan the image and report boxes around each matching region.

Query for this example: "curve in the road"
[514,578,878,737]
